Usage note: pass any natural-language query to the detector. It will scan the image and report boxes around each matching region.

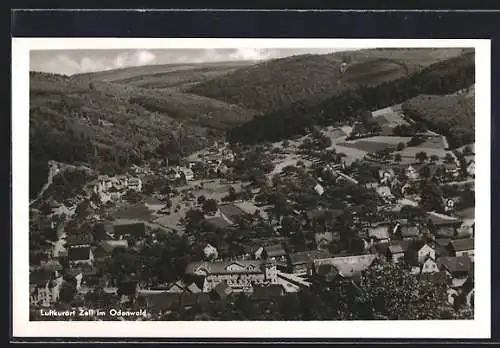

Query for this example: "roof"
[113,220,146,236]
[212,281,233,298]
[427,212,462,226]
[234,201,262,215]
[436,238,452,246]
[100,239,129,252]
[306,209,344,221]
[449,238,474,252]
[368,225,390,240]
[186,282,202,294]
[264,244,287,258]
[313,254,377,278]
[435,226,456,238]
[288,250,332,265]
[397,224,420,238]
[218,204,247,221]
[388,240,412,254]
[437,256,472,274]
[204,217,233,230]
[252,285,285,300]
[186,260,264,276]
[66,233,93,246]
[68,246,92,261]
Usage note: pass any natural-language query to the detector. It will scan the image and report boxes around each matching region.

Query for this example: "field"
[337,136,412,152]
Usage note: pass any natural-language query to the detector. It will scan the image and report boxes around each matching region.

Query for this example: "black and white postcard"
[11,38,491,338]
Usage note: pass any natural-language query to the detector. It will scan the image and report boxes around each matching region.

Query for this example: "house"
[66,233,93,248]
[165,280,187,293]
[127,177,142,192]
[287,250,331,275]
[203,243,219,261]
[112,219,148,238]
[437,256,473,279]
[302,208,344,227]
[427,213,462,238]
[251,284,285,301]
[185,260,277,293]
[378,168,395,184]
[415,242,436,264]
[314,183,325,196]
[447,239,474,260]
[211,281,233,300]
[186,282,202,294]
[466,160,475,177]
[376,186,393,200]
[420,257,439,274]
[393,222,420,240]
[314,231,335,250]
[254,243,287,262]
[313,254,378,280]
[367,221,391,244]
[406,165,419,180]
[68,246,94,266]
[387,240,411,264]
[204,216,233,230]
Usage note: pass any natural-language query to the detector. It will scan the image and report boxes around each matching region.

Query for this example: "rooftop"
[313,254,377,278]
[186,260,265,276]
[437,256,472,274]
[449,238,474,252]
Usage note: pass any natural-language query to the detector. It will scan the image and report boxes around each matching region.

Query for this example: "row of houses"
[92,175,143,203]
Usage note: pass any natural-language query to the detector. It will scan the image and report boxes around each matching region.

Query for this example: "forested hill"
[226,51,475,147]
[29,72,216,198]
[189,48,471,112]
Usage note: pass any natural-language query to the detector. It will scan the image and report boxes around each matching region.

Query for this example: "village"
[28,101,475,321]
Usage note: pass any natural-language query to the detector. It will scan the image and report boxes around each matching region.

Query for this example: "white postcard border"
[12,38,491,338]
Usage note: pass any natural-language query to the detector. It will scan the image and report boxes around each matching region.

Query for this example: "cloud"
[31,48,344,75]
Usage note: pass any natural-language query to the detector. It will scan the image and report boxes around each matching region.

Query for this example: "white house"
[467,160,475,177]
[203,243,219,261]
[314,183,325,196]
[406,165,419,181]
[421,258,439,274]
[417,243,436,264]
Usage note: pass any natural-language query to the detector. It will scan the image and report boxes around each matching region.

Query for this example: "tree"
[282,139,290,148]
[396,142,405,151]
[444,153,455,164]
[123,189,142,204]
[429,154,439,164]
[202,199,218,215]
[357,262,453,319]
[415,151,428,164]
[462,146,473,156]
[419,181,444,212]
[394,154,402,163]
[197,195,206,206]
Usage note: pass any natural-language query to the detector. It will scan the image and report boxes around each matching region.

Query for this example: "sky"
[30,48,346,75]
